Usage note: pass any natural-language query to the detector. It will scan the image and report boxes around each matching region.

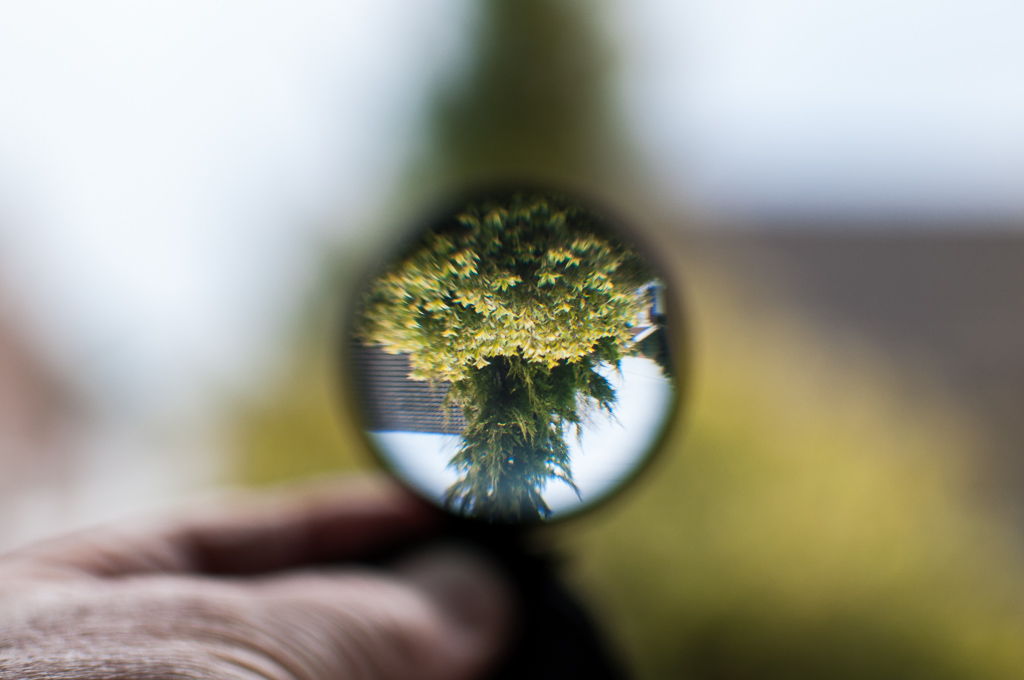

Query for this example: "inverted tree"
[357,191,659,521]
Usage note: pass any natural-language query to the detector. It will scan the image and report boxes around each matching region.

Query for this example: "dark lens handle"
[432,520,628,680]
[355,517,627,678]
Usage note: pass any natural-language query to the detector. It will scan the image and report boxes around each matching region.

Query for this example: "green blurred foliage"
[423,0,622,188]
[226,0,1024,676]
[230,333,365,486]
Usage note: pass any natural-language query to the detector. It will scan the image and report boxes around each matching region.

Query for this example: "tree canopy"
[358,192,653,381]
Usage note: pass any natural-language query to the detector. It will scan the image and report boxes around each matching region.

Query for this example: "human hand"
[0,476,513,680]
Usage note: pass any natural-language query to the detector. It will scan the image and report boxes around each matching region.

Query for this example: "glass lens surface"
[347,190,677,524]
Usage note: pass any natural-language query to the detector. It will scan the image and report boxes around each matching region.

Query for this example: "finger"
[171,476,440,575]
[5,475,441,578]
[236,548,515,680]
[0,549,515,680]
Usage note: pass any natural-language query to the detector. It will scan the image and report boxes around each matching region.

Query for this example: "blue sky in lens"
[0,0,1020,419]
[369,356,675,517]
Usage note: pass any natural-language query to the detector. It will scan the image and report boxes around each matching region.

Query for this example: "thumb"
[247,547,515,680]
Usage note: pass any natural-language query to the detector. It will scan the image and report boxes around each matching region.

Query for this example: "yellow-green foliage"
[357,193,651,380]
[227,251,1024,678]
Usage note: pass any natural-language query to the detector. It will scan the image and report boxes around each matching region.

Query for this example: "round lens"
[344,188,679,524]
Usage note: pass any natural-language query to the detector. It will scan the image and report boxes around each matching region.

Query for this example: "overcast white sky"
[0,0,473,417]
[620,0,1024,218]
[0,0,1021,419]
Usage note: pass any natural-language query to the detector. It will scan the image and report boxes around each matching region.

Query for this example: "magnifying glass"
[339,185,684,677]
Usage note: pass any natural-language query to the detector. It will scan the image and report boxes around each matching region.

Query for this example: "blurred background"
[2,0,1024,677]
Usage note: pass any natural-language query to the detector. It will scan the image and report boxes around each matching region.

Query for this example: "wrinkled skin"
[0,477,513,680]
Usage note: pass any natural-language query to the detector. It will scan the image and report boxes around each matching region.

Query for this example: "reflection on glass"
[350,190,675,523]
